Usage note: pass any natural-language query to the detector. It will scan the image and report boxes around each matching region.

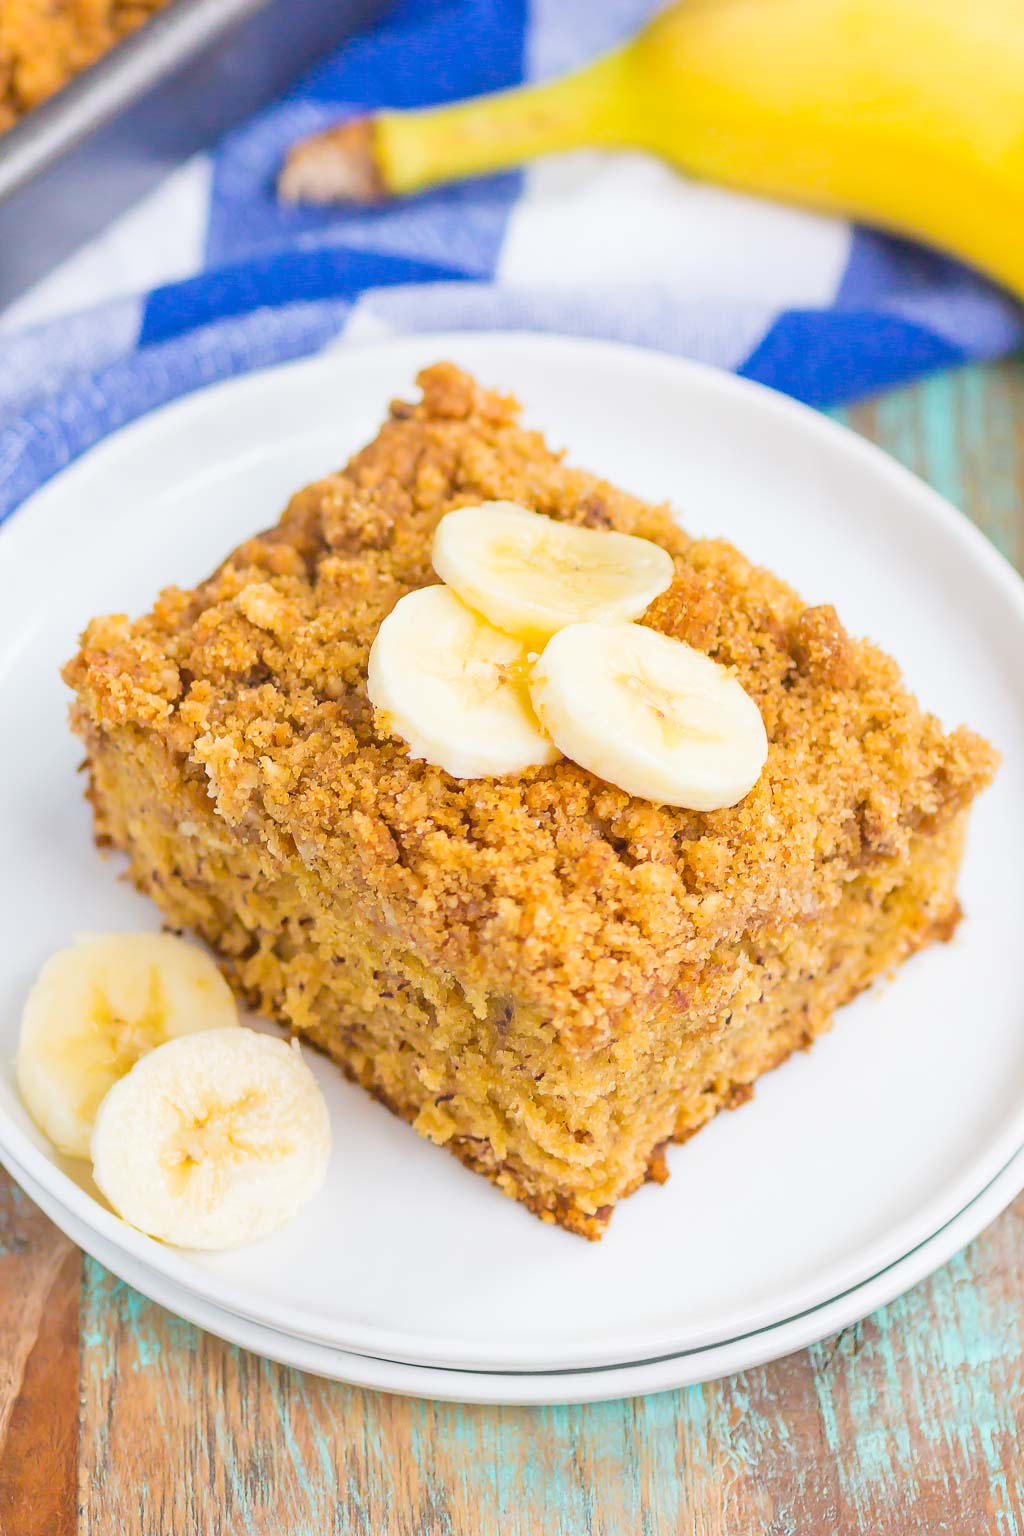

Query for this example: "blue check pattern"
[2,0,1021,525]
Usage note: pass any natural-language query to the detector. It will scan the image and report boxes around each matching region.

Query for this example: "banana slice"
[367,584,561,778]
[530,622,768,810]
[17,933,239,1158]
[432,502,675,645]
[91,1028,330,1250]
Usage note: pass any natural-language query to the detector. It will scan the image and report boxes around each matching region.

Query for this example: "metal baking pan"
[0,0,385,307]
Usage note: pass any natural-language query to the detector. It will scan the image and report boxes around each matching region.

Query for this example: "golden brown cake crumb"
[789,602,857,689]
[64,363,998,1235]
[0,0,170,125]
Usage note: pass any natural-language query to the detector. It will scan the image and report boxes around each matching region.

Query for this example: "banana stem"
[375,48,638,196]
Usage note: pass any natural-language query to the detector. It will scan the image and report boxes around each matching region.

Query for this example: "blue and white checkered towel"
[2,0,1022,525]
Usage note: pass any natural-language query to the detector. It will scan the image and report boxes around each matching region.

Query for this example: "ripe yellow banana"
[280,0,1024,299]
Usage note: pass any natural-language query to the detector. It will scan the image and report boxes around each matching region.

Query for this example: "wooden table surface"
[2,355,1023,1535]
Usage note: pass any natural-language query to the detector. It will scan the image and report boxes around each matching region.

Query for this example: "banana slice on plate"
[530,622,768,811]
[16,933,239,1158]
[91,1028,330,1250]
[367,583,561,778]
[432,501,675,645]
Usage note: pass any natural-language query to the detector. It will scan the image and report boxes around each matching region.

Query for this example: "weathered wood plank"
[804,1190,1024,1535]
[0,1170,79,1536]
[841,354,1024,562]
[73,1208,1024,1536]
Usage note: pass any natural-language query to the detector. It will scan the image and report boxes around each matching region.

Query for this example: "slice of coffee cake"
[64,363,996,1236]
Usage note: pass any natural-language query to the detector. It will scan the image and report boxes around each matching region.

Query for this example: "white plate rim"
[2,331,1024,1370]
[3,1136,1022,1405]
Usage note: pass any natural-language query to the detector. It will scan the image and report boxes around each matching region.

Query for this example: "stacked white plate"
[2,334,1023,1405]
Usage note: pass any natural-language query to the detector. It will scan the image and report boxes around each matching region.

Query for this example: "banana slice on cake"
[530,622,768,811]
[367,584,560,777]
[91,1028,330,1250]
[17,933,239,1158]
[432,501,674,645]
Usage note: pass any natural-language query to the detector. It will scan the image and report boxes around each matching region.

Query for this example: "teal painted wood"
[14,355,1024,1536]
[836,359,1024,571]
[76,1207,1024,1536]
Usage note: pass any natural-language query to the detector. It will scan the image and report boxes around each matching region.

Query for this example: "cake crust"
[64,363,998,1234]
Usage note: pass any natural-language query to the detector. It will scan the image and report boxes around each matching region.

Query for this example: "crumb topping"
[64,364,998,1050]
[0,0,170,128]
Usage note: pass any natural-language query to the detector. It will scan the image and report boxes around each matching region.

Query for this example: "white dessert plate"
[3,1136,1022,1404]
[1,333,1023,1373]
